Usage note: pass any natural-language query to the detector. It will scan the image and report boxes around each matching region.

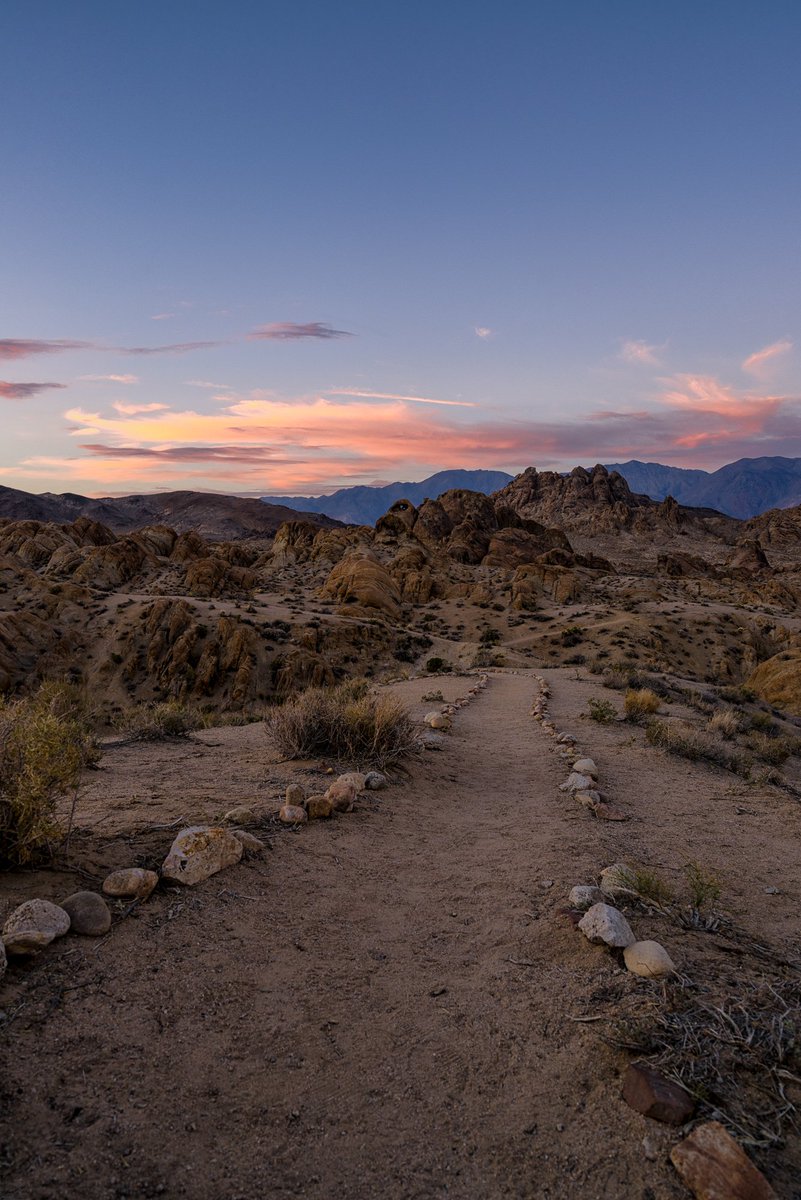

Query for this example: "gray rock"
[161,826,243,886]
[232,830,266,854]
[364,771,388,790]
[61,891,112,936]
[569,885,606,910]
[573,757,598,777]
[577,902,635,948]
[3,899,70,943]
[285,783,306,807]
[559,772,596,793]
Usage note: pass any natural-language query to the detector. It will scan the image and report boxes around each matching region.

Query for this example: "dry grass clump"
[624,688,661,721]
[610,976,801,1148]
[645,717,752,776]
[117,700,203,741]
[266,679,418,769]
[708,708,743,739]
[744,729,798,767]
[0,682,101,866]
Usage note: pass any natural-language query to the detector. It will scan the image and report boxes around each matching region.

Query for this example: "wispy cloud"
[474,326,493,340]
[619,339,663,366]
[150,313,175,321]
[0,380,66,400]
[111,401,170,415]
[184,379,231,390]
[248,322,353,341]
[80,373,139,384]
[119,341,222,356]
[81,443,283,463]
[327,388,476,408]
[742,338,792,377]
[0,339,93,360]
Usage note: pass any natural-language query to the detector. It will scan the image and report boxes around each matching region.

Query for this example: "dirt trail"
[0,673,725,1198]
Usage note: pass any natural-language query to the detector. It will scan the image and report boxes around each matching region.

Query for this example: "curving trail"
[2,672,688,1199]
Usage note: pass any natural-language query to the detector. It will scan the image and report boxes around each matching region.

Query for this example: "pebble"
[161,826,243,886]
[61,891,112,936]
[103,868,159,900]
[364,771,388,790]
[624,940,676,978]
[577,902,635,948]
[278,804,308,824]
[3,899,71,944]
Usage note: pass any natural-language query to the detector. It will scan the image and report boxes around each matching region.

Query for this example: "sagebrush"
[0,682,101,866]
[266,680,418,768]
[116,700,203,741]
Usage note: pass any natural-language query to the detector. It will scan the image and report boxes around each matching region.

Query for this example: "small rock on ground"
[279,805,308,824]
[285,783,306,807]
[223,806,256,824]
[568,885,605,910]
[3,930,53,957]
[624,940,676,978]
[3,899,71,943]
[231,830,266,854]
[307,795,334,819]
[622,1063,695,1125]
[577,902,635,948]
[161,826,243,886]
[364,771,388,790]
[670,1121,777,1199]
[61,892,112,936]
[103,867,159,900]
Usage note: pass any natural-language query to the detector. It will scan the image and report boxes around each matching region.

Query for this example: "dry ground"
[1,669,800,1199]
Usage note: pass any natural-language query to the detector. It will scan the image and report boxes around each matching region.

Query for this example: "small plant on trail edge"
[629,866,674,907]
[265,679,418,770]
[117,700,203,741]
[683,861,721,910]
[587,698,617,724]
[624,688,661,721]
[0,682,101,866]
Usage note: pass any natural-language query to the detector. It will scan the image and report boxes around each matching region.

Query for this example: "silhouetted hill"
[0,485,339,540]
[261,469,514,524]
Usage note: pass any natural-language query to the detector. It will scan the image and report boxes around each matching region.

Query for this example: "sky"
[2,0,801,497]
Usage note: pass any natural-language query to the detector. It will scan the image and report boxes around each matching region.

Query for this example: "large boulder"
[320,551,402,618]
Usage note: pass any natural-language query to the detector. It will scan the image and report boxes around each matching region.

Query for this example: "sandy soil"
[1,670,799,1199]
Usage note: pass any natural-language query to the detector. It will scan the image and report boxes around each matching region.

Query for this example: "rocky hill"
[0,485,338,541]
[609,456,801,519]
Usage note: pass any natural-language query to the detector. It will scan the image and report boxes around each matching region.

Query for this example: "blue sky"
[2,1,800,495]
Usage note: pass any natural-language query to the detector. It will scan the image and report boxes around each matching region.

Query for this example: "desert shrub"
[645,718,752,775]
[117,700,203,741]
[749,711,777,733]
[587,698,617,724]
[602,669,631,690]
[265,680,417,769]
[630,866,674,906]
[624,688,661,720]
[425,656,446,673]
[744,730,796,766]
[479,628,501,646]
[684,861,721,909]
[707,708,742,740]
[560,625,584,647]
[0,683,101,866]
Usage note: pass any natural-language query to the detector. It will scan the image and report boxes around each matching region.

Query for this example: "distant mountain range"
[261,470,515,525]
[0,485,339,541]
[263,458,801,523]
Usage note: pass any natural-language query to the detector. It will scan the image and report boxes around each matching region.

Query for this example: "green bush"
[588,698,617,724]
[265,680,418,769]
[0,683,101,866]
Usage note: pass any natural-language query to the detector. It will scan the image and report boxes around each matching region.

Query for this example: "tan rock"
[326,779,357,812]
[624,940,676,978]
[336,772,367,794]
[3,930,52,957]
[102,867,159,900]
[285,783,306,807]
[307,795,334,820]
[61,891,112,936]
[560,772,596,793]
[223,805,256,824]
[3,899,70,942]
[231,830,266,854]
[161,826,243,886]
[425,713,452,731]
[670,1121,777,1198]
[279,804,308,824]
[573,757,598,777]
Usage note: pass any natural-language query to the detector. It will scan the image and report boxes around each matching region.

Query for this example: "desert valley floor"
[2,667,800,1199]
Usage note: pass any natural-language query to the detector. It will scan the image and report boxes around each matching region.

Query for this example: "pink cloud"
[742,339,792,376]
[0,339,92,360]
[112,401,170,415]
[248,322,353,341]
[80,374,139,384]
[619,339,663,366]
[0,379,66,399]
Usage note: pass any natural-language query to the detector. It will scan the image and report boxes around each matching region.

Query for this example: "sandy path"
[0,673,698,1198]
